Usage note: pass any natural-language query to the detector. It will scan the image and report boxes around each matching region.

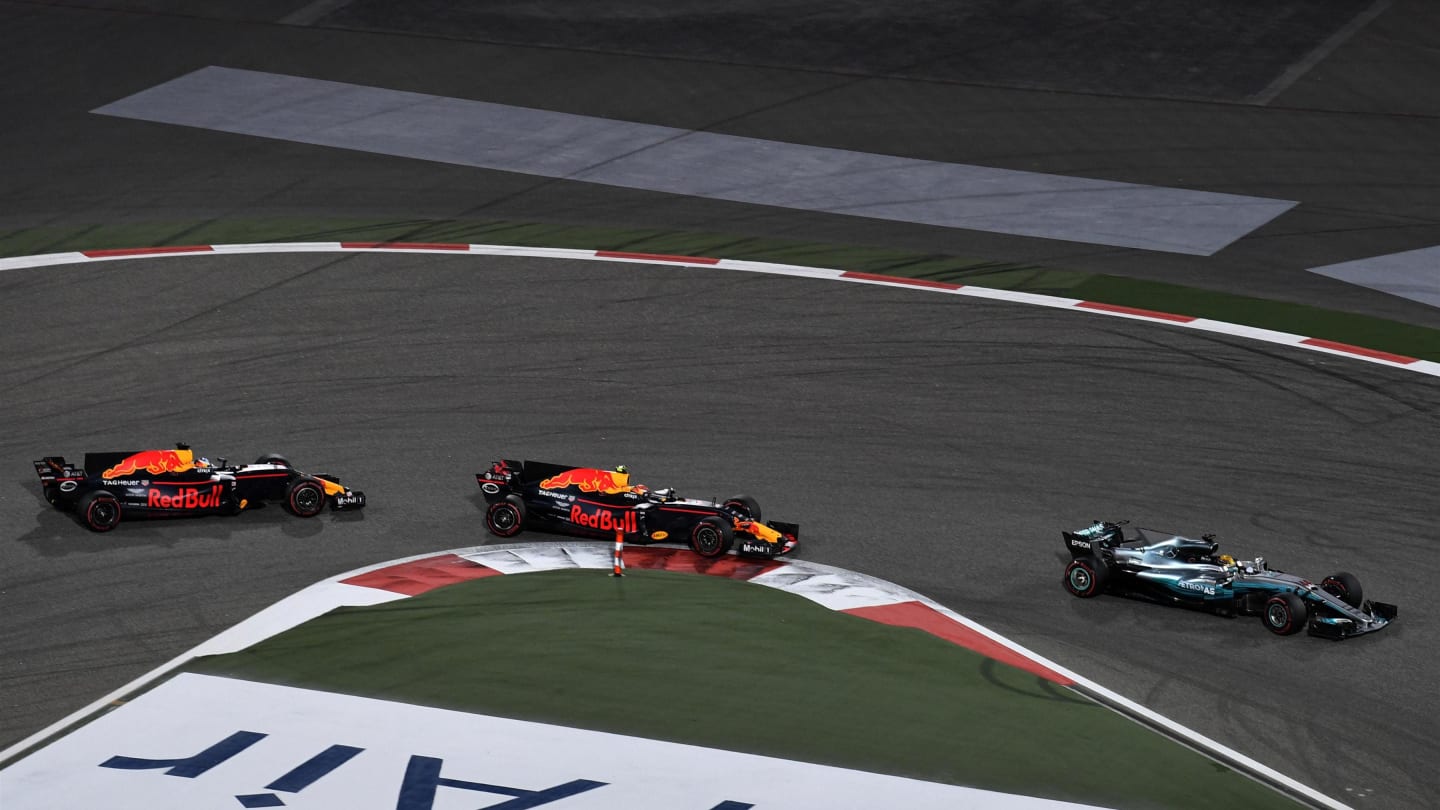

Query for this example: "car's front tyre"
[689,516,734,558]
[285,478,326,518]
[485,495,525,538]
[1063,558,1108,598]
[722,494,761,522]
[78,490,121,533]
[1321,571,1363,608]
[1262,592,1308,635]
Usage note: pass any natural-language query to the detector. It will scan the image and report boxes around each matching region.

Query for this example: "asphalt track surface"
[1,2,1439,808]
[4,0,1440,326]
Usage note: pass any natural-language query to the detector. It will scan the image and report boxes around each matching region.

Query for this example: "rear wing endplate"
[34,456,84,482]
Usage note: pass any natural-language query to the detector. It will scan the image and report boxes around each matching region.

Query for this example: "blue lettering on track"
[100,730,266,778]
[395,755,606,810]
[266,744,365,792]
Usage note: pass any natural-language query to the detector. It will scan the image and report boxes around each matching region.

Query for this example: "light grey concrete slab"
[1309,245,1440,309]
[92,66,1296,256]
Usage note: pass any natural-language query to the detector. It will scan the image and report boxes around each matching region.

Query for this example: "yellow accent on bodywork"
[319,478,346,496]
[651,530,669,540]
[735,519,782,544]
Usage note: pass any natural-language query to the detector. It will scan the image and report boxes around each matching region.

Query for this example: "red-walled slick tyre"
[1063,558,1109,598]
[1321,571,1363,608]
[1263,593,1309,636]
[689,516,734,558]
[722,494,761,522]
[78,490,122,533]
[286,478,326,518]
[486,495,525,538]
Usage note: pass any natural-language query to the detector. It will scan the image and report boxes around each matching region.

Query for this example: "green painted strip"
[4,217,1436,362]
[184,570,1304,810]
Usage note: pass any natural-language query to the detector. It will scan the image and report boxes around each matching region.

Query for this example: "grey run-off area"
[93,66,1295,256]
[1309,246,1440,310]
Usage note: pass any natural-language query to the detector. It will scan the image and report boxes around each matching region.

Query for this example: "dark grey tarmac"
[2,2,1439,807]
[2,1,1440,325]
[2,253,1437,807]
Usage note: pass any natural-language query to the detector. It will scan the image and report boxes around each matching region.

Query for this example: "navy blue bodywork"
[476,459,798,559]
[35,447,365,533]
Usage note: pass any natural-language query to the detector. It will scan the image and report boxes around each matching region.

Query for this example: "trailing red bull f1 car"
[1062,520,1397,640]
[476,459,798,558]
[35,445,365,532]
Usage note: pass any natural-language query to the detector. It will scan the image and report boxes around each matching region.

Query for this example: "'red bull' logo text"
[105,449,195,479]
[148,485,223,510]
[541,468,629,495]
[569,504,637,534]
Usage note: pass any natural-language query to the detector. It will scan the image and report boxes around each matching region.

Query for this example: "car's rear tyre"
[255,454,292,467]
[1321,571,1363,608]
[285,478,326,517]
[78,491,121,533]
[722,494,761,522]
[485,495,525,538]
[689,516,734,558]
[1262,592,1309,635]
[1063,558,1109,598]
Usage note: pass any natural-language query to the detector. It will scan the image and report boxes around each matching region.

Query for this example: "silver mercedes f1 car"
[1061,520,1397,640]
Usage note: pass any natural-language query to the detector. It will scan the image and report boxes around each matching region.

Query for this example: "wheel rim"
[1069,566,1091,592]
[492,506,517,531]
[294,486,321,513]
[1266,602,1289,628]
[695,526,720,554]
[91,500,117,526]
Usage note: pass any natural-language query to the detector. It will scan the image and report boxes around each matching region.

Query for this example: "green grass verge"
[184,570,1302,810]
[4,218,1436,362]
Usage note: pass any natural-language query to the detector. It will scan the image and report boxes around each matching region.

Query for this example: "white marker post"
[611,527,625,577]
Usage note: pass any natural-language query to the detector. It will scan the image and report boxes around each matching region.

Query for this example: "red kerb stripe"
[82,245,214,258]
[840,271,962,290]
[844,601,1073,685]
[340,242,469,251]
[1300,338,1418,365]
[594,250,720,265]
[1075,301,1196,323]
[622,547,786,579]
[341,553,502,596]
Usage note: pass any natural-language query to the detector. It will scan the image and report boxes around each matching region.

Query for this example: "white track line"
[1,241,1434,378]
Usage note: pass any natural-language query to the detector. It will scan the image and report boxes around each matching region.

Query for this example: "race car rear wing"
[34,456,85,483]
[1063,520,1129,556]
[476,459,524,492]
[35,456,86,502]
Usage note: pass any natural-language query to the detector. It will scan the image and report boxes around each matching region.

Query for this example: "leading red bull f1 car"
[1061,520,1396,639]
[35,444,366,532]
[476,459,798,558]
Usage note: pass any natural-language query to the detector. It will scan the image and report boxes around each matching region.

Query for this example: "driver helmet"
[1218,554,1235,567]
